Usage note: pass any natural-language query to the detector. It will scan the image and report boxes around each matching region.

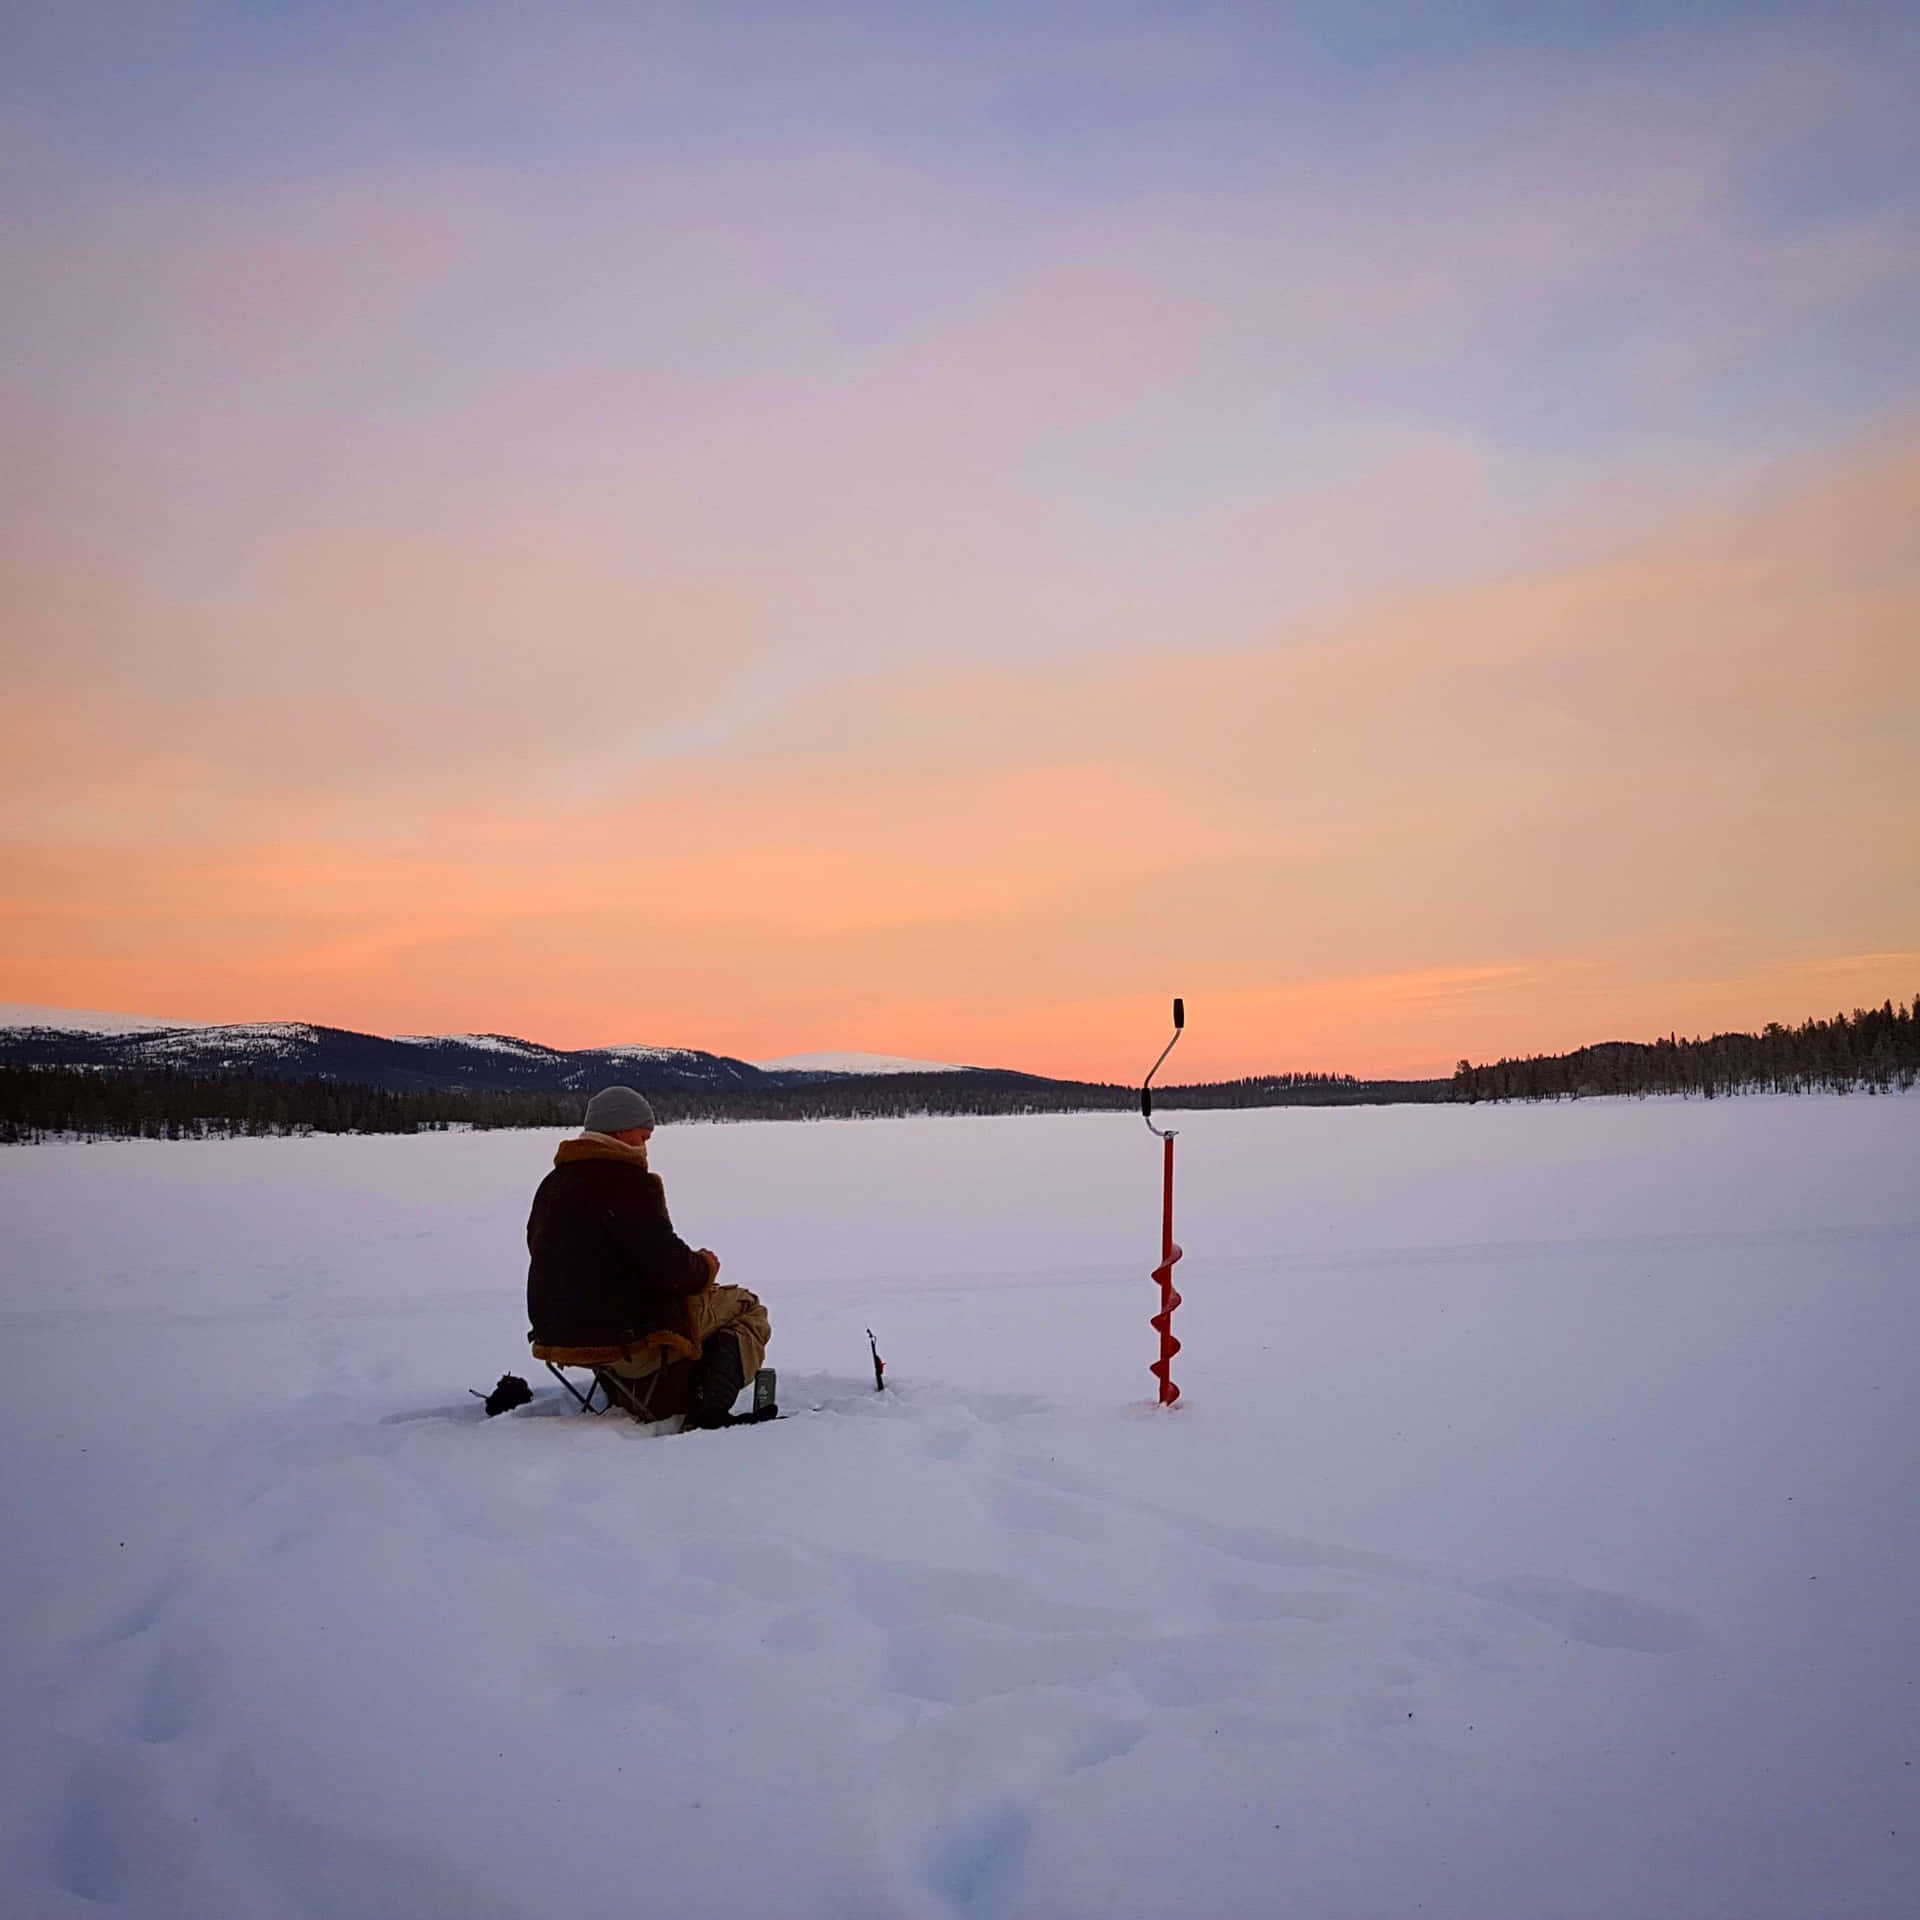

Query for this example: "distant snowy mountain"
[0,1007,980,1092]
[393,1032,556,1060]
[0,1003,210,1035]
[753,1050,966,1077]
[0,1013,770,1096]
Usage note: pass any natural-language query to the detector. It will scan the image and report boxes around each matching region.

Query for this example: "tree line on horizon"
[1452,997,1919,1102]
[0,1063,1441,1143]
[0,1069,578,1144]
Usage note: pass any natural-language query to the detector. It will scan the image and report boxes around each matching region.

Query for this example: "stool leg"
[543,1361,599,1414]
[594,1368,660,1421]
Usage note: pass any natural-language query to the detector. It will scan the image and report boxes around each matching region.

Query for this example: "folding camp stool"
[529,1331,700,1422]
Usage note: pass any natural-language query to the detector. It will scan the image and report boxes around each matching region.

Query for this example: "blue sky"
[10,5,1917,190]
[9,4,1915,470]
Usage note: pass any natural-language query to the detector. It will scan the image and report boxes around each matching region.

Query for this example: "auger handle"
[1142,996,1185,1138]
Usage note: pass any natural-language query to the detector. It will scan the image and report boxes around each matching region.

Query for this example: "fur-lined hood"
[554,1131,650,1171]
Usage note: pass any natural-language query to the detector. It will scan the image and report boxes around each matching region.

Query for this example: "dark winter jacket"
[526,1134,711,1347]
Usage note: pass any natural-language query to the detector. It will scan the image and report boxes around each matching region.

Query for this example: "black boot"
[683,1330,746,1430]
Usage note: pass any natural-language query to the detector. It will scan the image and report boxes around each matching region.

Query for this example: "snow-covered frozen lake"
[2,1096,1915,1918]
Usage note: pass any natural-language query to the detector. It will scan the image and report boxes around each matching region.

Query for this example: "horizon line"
[5,991,1913,1085]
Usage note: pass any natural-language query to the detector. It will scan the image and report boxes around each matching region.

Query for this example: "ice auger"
[1141,997,1185,1406]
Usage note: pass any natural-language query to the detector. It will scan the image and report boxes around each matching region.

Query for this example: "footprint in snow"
[923,1798,1033,1917]
[47,1744,184,1906]
[134,1641,218,1744]
[83,1574,181,1651]
[870,1697,1144,1916]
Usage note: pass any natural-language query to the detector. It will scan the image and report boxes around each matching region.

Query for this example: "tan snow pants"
[602,1285,771,1382]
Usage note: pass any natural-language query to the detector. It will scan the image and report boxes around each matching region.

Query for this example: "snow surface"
[2,1096,1916,1918]
[757,1050,967,1075]
[0,1005,208,1035]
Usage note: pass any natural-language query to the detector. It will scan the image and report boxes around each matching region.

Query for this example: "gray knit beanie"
[583,1085,656,1134]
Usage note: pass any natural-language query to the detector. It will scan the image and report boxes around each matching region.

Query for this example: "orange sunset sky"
[3,5,1917,1081]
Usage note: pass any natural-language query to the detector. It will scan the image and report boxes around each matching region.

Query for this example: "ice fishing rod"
[1141,997,1185,1406]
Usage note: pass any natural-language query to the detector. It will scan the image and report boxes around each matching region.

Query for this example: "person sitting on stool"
[526,1085,771,1428]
